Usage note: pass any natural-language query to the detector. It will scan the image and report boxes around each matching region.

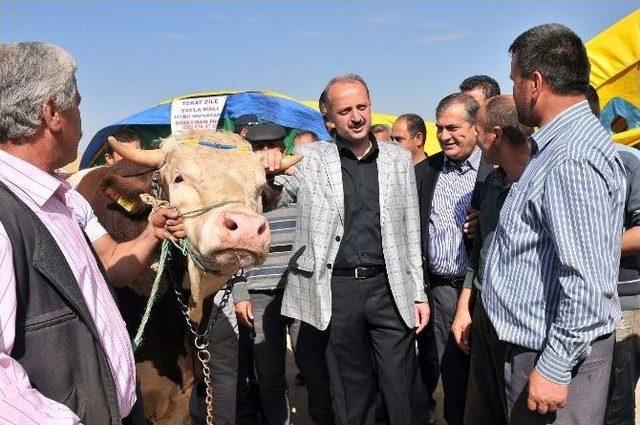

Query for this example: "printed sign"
[171,95,228,133]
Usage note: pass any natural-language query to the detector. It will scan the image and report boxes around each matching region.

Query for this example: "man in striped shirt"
[481,24,625,424]
[414,92,493,425]
[0,42,184,425]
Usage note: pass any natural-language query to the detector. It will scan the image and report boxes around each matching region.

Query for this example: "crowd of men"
[0,21,638,425]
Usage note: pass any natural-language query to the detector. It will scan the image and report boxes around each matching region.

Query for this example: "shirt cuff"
[535,346,574,385]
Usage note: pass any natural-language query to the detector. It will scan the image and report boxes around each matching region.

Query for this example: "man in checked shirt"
[0,42,184,424]
[478,24,626,424]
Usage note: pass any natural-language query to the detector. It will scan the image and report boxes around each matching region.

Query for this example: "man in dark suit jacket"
[414,92,493,425]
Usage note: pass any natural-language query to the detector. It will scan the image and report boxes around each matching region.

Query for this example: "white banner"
[171,95,228,133]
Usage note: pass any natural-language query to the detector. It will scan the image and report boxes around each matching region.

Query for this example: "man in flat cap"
[234,122,303,424]
[235,114,260,139]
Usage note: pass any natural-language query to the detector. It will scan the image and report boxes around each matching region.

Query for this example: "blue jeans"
[605,308,640,425]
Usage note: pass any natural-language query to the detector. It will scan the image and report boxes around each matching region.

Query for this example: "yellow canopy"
[586,9,640,146]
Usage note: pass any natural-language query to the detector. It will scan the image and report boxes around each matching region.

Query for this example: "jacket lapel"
[319,143,344,222]
[422,156,443,223]
[377,145,393,214]
[416,152,444,256]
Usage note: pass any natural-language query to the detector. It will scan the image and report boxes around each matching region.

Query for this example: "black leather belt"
[429,274,465,287]
[332,266,386,279]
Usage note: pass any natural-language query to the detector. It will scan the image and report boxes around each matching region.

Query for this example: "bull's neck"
[185,258,230,323]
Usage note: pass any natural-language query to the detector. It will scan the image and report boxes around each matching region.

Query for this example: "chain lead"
[166,247,238,425]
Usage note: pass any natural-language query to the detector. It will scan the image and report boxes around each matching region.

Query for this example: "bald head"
[481,95,533,146]
[475,95,533,168]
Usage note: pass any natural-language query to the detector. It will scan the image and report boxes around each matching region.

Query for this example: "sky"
[1,0,638,153]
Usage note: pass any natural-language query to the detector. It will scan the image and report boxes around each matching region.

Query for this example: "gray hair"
[321,73,370,112]
[435,92,480,123]
[0,42,78,141]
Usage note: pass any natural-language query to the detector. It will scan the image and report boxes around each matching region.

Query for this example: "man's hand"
[451,307,472,354]
[414,302,430,334]
[463,206,480,239]
[260,149,284,174]
[527,369,569,415]
[150,208,186,241]
[234,300,254,328]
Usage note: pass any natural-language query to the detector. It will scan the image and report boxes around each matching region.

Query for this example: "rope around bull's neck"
[131,235,223,351]
[132,192,240,350]
[132,237,187,351]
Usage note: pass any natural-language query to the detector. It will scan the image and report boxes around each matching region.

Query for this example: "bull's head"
[108,131,301,322]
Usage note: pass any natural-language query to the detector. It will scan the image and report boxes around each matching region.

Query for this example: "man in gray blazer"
[265,74,429,425]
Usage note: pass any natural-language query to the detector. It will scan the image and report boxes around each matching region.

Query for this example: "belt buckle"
[354,267,366,279]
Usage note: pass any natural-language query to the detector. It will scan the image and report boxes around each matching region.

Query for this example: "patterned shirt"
[482,101,625,384]
[0,150,136,423]
[428,147,481,276]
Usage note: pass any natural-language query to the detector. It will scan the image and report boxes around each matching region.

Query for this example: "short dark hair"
[105,127,140,154]
[586,85,601,118]
[459,75,501,99]
[318,90,328,117]
[483,95,534,145]
[436,92,480,123]
[370,124,390,135]
[509,23,590,95]
[397,114,426,141]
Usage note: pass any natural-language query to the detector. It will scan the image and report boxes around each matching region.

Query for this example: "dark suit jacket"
[415,151,493,284]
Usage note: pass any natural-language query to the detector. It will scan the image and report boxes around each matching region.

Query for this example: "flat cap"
[246,122,286,143]
[235,114,259,128]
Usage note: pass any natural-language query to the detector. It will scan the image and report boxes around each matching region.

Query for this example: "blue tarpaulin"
[80,91,331,169]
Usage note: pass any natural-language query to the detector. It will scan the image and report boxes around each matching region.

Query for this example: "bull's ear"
[100,174,151,216]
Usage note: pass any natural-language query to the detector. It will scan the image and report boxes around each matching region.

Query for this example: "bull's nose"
[223,212,269,238]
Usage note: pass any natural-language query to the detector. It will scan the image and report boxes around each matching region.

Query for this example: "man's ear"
[415,132,425,147]
[493,126,503,144]
[42,100,62,132]
[530,71,544,103]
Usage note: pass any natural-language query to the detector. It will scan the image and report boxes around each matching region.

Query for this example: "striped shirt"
[428,147,481,276]
[482,101,625,384]
[0,150,136,423]
[232,205,297,301]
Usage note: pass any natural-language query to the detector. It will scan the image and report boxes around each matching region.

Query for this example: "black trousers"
[431,283,469,425]
[328,272,425,425]
[464,296,508,425]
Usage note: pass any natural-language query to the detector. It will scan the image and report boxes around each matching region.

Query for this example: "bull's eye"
[172,174,184,184]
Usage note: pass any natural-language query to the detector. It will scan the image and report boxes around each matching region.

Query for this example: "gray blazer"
[276,140,426,331]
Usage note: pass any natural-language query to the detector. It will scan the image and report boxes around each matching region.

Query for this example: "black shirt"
[463,167,510,291]
[333,136,385,268]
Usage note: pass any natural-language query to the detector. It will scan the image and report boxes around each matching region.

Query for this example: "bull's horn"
[107,136,167,168]
[278,154,303,171]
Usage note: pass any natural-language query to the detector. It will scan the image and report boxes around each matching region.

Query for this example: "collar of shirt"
[0,150,71,207]
[529,100,591,154]
[487,167,511,190]
[444,146,481,174]
[336,133,379,162]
